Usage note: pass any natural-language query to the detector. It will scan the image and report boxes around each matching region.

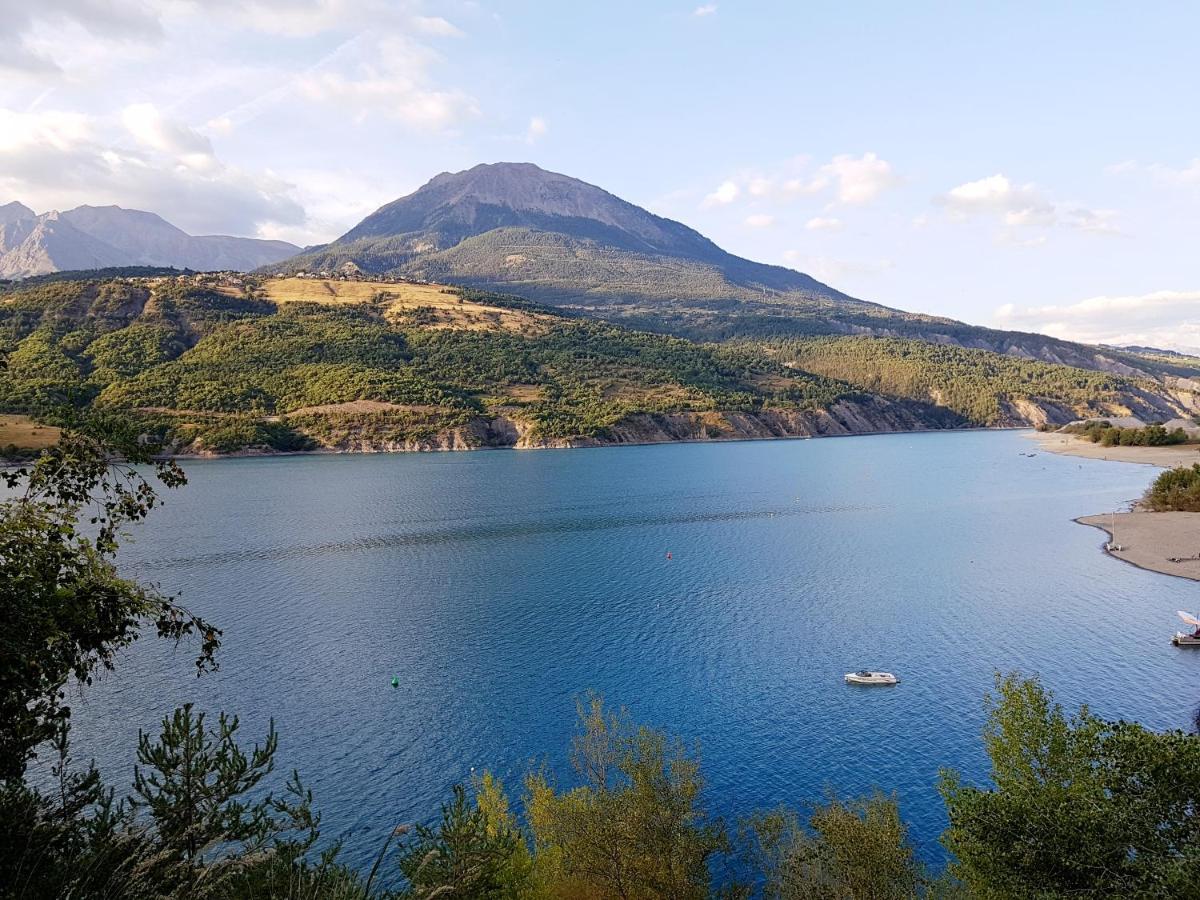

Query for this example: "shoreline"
[2,423,1025,469]
[1076,513,1200,583]
[1028,430,1200,583]
[1026,430,1200,468]
[166,423,1027,461]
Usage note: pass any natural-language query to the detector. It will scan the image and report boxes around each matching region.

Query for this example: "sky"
[2,1,1199,349]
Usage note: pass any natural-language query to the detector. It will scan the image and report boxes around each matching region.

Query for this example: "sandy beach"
[1024,431,1200,581]
[1028,431,1200,468]
[1077,512,1200,582]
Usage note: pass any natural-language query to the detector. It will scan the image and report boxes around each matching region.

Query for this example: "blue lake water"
[57,430,1200,870]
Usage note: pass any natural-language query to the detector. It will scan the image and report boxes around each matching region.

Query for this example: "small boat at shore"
[1173,611,1200,647]
[845,670,899,685]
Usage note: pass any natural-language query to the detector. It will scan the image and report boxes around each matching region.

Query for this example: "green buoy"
[391,676,399,688]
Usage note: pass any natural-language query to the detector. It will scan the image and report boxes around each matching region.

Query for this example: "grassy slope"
[0,414,61,451]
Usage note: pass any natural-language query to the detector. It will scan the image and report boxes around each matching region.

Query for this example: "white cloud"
[1104,160,1138,176]
[782,175,828,195]
[413,15,464,37]
[1064,207,1121,235]
[994,289,1200,349]
[0,106,304,237]
[747,177,773,196]
[525,116,548,144]
[937,173,1119,237]
[254,165,411,245]
[744,213,774,228]
[122,103,216,171]
[693,4,718,16]
[295,35,479,129]
[1149,159,1200,185]
[1106,157,1200,187]
[703,179,740,206]
[0,0,164,75]
[939,174,1050,219]
[819,152,899,205]
[805,216,843,231]
[699,152,895,211]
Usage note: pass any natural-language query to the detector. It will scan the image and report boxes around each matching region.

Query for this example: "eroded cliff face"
[252,396,968,456]
[181,385,1195,457]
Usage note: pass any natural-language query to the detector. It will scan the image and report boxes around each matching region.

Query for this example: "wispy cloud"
[804,216,843,232]
[0,0,164,75]
[1107,157,1200,187]
[525,116,548,144]
[703,179,740,207]
[936,173,1121,238]
[0,105,303,236]
[693,4,718,17]
[700,152,898,211]
[820,152,899,205]
[995,289,1200,349]
[294,34,479,129]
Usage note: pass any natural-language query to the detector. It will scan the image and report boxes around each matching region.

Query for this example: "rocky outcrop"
[273,396,968,456]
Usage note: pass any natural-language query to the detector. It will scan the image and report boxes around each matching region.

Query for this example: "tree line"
[1063,419,1194,447]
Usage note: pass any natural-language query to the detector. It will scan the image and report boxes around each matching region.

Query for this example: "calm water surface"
[57,431,1200,867]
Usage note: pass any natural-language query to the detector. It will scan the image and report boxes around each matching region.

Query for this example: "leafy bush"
[1144,463,1200,512]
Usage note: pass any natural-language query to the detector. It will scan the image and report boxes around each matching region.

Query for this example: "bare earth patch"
[261,277,553,334]
[0,414,61,450]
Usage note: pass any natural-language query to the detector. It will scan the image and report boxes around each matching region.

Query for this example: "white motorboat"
[845,670,899,685]
[1173,611,1200,647]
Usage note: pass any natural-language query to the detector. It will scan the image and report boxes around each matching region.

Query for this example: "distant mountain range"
[0,202,299,278]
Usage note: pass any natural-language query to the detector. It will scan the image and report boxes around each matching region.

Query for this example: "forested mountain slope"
[0,273,969,454]
[2,273,1195,455]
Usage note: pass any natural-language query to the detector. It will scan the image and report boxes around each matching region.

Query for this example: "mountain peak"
[0,201,36,225]
[339,161,721,261]
[269,161,849,319]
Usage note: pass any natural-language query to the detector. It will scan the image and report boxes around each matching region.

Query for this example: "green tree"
[940,673,1200,898]
[1144,463,1200,512]
[396,783,523,899]
[130,704,317,891]
[524,695,727,900]
[739,792,927,900]
[0,412,219,781]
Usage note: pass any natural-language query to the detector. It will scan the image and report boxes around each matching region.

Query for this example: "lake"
[56,430,1200,870]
